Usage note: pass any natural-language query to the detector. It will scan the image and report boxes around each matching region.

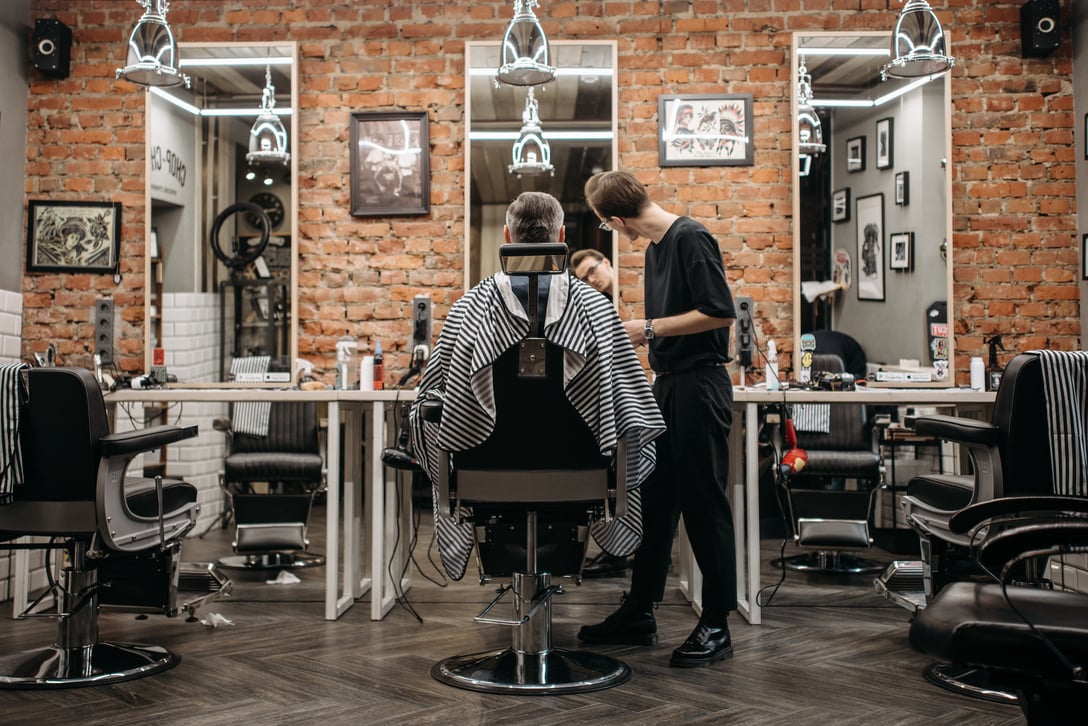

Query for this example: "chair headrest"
[499,242,569,276]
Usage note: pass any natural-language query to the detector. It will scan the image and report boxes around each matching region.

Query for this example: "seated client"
[410,191,665,581]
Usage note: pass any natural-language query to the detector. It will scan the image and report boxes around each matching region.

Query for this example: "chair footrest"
[796,518,871,548]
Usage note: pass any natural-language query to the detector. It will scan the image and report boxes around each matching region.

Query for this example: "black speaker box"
[95,297,114,365]
[32,18,72,79]
[1021,0,1060,58]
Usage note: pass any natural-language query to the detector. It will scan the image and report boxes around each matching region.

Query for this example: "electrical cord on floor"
[756,406,792,608]
[409,503,449,589]
[387,469,424,624]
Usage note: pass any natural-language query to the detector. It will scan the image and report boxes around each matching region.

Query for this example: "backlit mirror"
[792,32,953,385]
[466,40,617,295]
[145,41,298,382]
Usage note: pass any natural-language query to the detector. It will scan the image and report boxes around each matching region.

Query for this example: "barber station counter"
[105,386,416,622]
[677,385,996,625]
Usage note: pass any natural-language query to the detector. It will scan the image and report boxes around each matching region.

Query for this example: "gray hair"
[505,192,563,245]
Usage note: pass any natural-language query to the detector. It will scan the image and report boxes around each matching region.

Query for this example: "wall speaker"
[95,297,114,365]
[735,296,755,369]
[1021,0,1060,58]
[31,18,72,79]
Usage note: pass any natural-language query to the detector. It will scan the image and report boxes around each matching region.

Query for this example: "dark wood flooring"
[0,507,1023,725]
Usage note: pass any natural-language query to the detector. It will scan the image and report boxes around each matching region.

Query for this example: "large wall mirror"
[145,41,298,382]
[791,32,953,385]
[465,40,617,294]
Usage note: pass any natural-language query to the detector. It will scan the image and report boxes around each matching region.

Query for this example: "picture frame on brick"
[350,111,430,217]
[26,200,121,274]
[657,93,754,167]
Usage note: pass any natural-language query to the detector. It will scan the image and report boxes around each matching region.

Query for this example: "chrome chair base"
[772,551,884,575]
[431,647,630,695]
[218,551,324,570]
[874,560,927,612]
[922,662,1020,706]
[0,642,179,689]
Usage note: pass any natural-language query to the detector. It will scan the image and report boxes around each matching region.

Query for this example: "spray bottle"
[984,335,1004,392]
[335,337,358,390]
[765,340,780,391]
[372,339,384,391]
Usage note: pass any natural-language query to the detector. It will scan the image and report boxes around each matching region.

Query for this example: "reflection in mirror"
[145,42,298,382]
[792,32,953,385]
[465,41,617,295]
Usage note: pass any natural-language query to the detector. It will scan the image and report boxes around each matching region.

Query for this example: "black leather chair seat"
[224,452,323,483]
[124,478,198,518]
[910,581,1088,677]
[790,450,881,479]
[906,473,975,512]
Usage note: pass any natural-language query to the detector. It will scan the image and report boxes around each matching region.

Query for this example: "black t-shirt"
[644,217,736,373]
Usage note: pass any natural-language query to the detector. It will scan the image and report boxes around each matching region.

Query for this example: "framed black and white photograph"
[846,135,866,173]
[832,188,851,223]
[890,231,913,272]
[657,93,754,167]
[1083,233,1088,280]
[855,193,885,301]
[895,171,910,206]
[350,111,430,217]
[876,117,894,170]
[26,200,121,274]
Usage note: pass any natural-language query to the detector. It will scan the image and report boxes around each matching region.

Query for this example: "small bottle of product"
[765,340,780,391]
[970,356,985,391]
[373,339,384,391]
[985,335,1004,391]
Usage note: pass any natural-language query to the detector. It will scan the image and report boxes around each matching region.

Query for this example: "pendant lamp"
[796,57,826,156]
[246,65,290,168]
[882,0,955,80]
[508,88,554,176]
[116,0,189,88]
[497,0,555,86]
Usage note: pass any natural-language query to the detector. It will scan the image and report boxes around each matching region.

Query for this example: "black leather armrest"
[100,424,198,456]
[914,414,999,446]
[977,519,1088,573]
[419,399,443,423]
[949,495,1088,534]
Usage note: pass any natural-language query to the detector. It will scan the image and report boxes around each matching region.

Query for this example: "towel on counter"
[230,356,271,437]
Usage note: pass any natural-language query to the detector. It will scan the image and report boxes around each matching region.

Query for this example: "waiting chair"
[909,495,1088,723]
[777,353,885,574]
[214,400,325,569]
[0,367,212,688]
[877,350,1087,612]
[424,242,634,694]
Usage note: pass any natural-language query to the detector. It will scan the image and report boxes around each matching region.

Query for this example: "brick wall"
[20,0,1080,382]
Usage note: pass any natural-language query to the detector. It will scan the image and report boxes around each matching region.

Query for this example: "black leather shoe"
[582,551,631,579]
[577,593,657,646]
[669,619,733,667]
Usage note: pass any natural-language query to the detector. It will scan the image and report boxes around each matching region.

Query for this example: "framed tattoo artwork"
[876,117,894,170]
[855,193,885,301]
[26,200,121,274]
[658,93,754,167]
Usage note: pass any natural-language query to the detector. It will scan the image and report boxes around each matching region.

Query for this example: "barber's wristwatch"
[644,319,655,340]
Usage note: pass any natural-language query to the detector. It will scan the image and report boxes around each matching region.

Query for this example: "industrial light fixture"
[116,0,189,88]
[508,87,554,176]
[246,65,290,167]
[882,0,955,80]
[796,57,825,156]
[497,0,555,86]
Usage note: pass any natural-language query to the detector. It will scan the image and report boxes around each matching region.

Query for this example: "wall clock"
[246,192,285,230]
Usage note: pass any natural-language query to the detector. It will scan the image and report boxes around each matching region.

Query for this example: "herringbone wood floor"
[0,507,1022,725]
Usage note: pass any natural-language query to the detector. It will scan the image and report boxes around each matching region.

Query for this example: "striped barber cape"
[411,271,666,581]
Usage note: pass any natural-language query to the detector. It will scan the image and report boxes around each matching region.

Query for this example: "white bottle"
[970,356,985,391]
[766,340,780,391]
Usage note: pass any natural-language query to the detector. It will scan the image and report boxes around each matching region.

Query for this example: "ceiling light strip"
[471,130,614,141]
[179,57,293,67]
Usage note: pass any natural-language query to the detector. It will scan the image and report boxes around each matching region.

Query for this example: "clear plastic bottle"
[373,339,384,390]
[765,340,780,391]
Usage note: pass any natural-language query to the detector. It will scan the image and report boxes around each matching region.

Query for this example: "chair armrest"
[949,496,1088,535]
[978,519,1088,574]
[914,414,999,446]
[100,424,198,456]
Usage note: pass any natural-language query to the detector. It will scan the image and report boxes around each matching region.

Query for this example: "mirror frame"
[464,40,619,298]
[143,41,299,381]
[791,31,954,386]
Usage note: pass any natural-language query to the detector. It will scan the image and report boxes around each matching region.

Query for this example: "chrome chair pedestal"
[774,551,884,575]
[218,551,324,569]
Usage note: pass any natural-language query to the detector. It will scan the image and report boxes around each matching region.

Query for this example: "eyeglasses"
[598,218,613,232]
[581,261,602,280]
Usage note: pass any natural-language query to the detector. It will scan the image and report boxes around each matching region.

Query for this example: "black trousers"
[630,365,737,616]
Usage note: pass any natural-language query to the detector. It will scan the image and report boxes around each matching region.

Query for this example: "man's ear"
[558,225,566,243]
[503,225,512,244]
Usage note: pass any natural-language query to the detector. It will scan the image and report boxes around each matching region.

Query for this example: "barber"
[578,170,738,668]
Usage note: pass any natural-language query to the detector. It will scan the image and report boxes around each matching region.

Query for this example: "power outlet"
[94,297,114,365]
[410,294,432,353]
[735,296,755,369]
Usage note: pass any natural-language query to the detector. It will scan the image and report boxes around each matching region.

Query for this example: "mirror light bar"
[470,67,613,77]
[811,75,936,109]
[471,130,613,141]
[179,57,293,67]
[150,87,292,117]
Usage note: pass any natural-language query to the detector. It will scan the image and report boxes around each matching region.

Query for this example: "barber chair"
[426,242,632,694]
[877,351,1086,613]
[0,367,220,688]
[909,495,1088,722]
[214,401,325,569]
[775,354,885,575]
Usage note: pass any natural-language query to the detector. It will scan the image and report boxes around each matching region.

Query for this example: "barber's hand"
[624,319,647,346]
